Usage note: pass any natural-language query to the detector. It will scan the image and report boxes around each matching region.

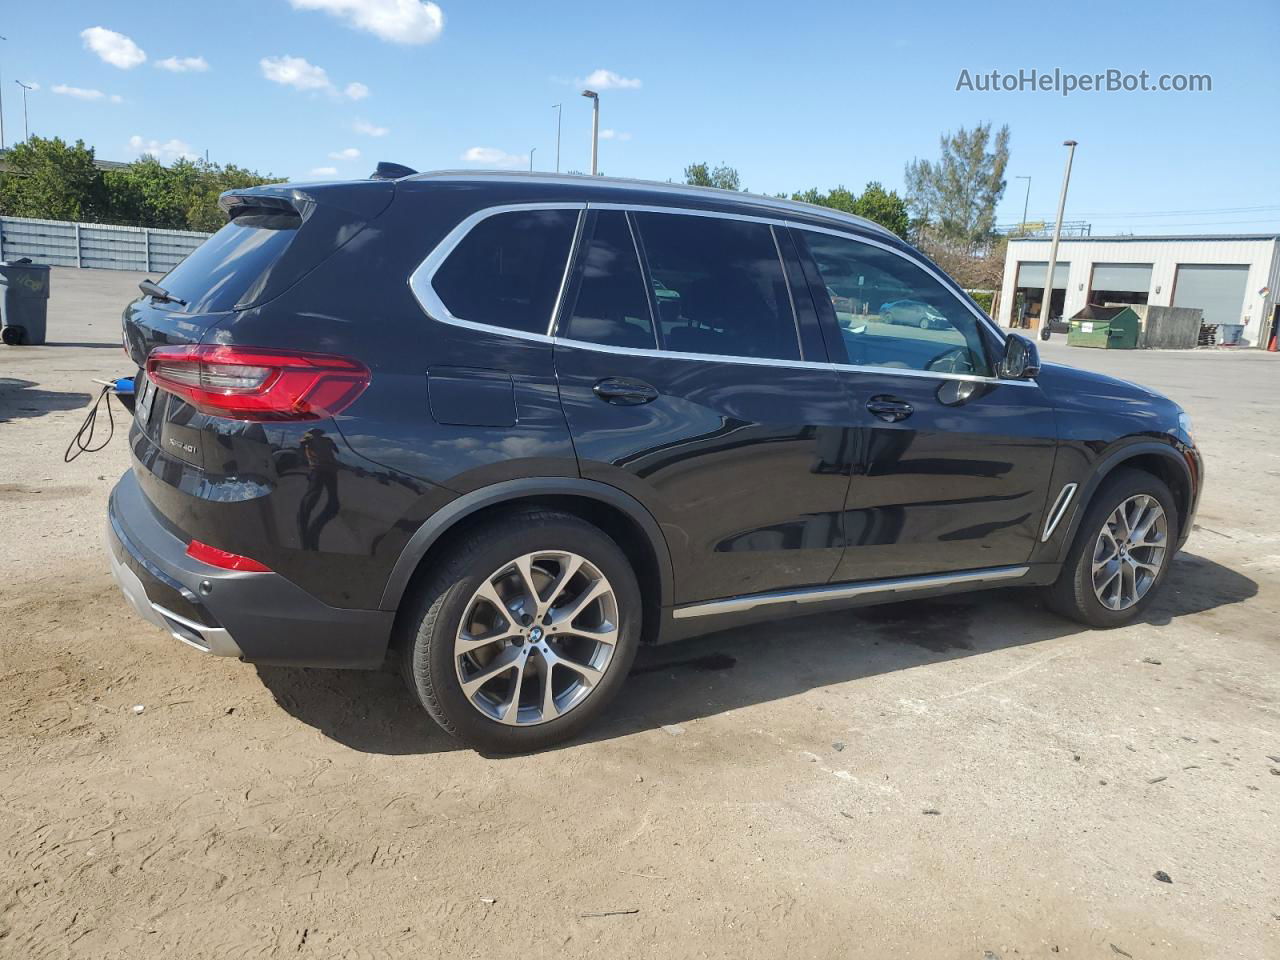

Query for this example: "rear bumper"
[106,469,394,668]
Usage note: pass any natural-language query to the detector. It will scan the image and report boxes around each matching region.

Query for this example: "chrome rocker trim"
[671,565,1031,620]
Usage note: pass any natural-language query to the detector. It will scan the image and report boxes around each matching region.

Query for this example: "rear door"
[553,207,853,605]
[793,226,1058,582]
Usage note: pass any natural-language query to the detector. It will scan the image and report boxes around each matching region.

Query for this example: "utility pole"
[551,103,561,173]
[529,146,536,172]
[0,35,7,151]
[1014,175,1031,234]
[14,80,32,142]
[1036,141,1077,332]
[581,89,599,175]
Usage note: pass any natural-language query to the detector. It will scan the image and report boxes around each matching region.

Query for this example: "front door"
[792,227,1057,583]
[553,208,853,605]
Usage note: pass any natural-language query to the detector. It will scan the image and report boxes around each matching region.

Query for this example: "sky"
[2,0,1277,236]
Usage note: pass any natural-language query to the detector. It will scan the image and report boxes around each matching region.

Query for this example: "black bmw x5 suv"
[108,170,1202,752]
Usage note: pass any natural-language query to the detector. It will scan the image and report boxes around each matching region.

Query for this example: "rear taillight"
[146,344,370,421]
[186,539,273,573]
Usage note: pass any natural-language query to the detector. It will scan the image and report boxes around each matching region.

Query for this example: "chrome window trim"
[1041,482,1078,542]
[672,564,1030,619]
[407,201,587,344]
[408,199,1038,388]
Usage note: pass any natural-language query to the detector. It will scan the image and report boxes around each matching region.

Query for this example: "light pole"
[529,146,536,172]
[0,35,7,151]
[1035,140,1077,332]
[581,89,599,175]
[1014,175,1031,234]
[551,103,561,173]
[14,80,32,142]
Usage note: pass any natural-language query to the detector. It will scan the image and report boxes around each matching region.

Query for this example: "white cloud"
[52,84,119,102]
[310,166,339,176]
[580,68,641,91]
[354,119,389,137]
[128,135,198,162]
[289,0,444,45]
[462,146,525,169]
[260,54,331,91]
[81,27,146,69]
[110,94,123,104]
[260,56,369,100]
[598,128,632,141]
[156,56,209,73]
[329,147,361,160]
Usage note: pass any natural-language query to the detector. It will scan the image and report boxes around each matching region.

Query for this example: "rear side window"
[632,213,800,361]
[562,211,657,349]
[160,213,299,314]
[432,209,578,335]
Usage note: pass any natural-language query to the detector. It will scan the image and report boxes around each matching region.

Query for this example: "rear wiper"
[139,279,187,306]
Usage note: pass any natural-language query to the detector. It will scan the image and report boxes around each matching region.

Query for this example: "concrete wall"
[0,216,211,274]
[999,236,1280,347]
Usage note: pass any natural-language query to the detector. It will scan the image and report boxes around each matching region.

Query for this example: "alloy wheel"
[1091,494,1168,611]
[454,551,619,726]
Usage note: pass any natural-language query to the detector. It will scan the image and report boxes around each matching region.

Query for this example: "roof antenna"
[371,161,417,180]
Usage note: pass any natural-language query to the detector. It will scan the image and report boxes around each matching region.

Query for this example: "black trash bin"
[0,259,51,346]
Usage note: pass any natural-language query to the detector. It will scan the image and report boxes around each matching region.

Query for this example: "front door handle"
[593,377,659,406]
[866,395,914,423]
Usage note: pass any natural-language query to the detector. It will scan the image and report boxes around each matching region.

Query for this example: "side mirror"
[999,333,1041,380]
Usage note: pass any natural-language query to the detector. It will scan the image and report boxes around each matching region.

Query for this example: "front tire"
[399,509,641,752]
[1044,468,1178,628]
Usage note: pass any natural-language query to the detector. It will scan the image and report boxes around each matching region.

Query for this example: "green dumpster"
[1067,305,1140,349]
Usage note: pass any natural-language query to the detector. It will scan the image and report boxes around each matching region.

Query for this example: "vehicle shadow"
[254,551,1257,758]
[0,378,93,423]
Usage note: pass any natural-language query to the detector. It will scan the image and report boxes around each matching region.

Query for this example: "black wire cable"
[64,385,117,463]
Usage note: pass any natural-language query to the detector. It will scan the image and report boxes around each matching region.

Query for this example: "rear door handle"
[593,377,659,406]
[866,395,914,423]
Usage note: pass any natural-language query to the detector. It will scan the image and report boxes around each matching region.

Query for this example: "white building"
[997,234,1280,347]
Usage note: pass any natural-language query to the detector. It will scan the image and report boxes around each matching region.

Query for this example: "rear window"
[431,209,578,335]
[159,213,300,314]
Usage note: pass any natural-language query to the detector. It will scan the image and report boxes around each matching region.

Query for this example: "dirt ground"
[1,268,1277,960]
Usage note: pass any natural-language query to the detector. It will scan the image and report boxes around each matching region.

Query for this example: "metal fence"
[0,216,211,273]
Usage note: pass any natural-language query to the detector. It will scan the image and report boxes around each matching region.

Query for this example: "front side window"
[431,208,578,335]
[800,230,992,376]
[562,211,657,349]
[632,213,800,361]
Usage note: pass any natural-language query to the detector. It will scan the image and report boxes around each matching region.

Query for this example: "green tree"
[788,182,909,238]
[904,123,1010,249]
[0,136,104,221]
[683,162,742,191]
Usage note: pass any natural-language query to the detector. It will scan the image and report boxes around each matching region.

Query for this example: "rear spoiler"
[218,180,396,223]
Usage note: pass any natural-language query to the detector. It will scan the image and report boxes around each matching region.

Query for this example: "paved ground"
[1,268,1277,960]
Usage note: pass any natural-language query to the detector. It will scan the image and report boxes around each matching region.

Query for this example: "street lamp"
[529,146,536,172]
[551,103,561,173]
[0,35,8,150]
[1014,175,1031,234]
[581,89,599,175]
[1035,140,1078,333]
[14,80,32,142]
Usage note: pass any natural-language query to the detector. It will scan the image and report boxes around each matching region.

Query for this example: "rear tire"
[1044,468,1179,628]
[398,509,641,753]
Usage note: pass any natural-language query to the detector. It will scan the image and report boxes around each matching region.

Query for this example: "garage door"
[1172,264,1249,325]
[1091,263,1153,293]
